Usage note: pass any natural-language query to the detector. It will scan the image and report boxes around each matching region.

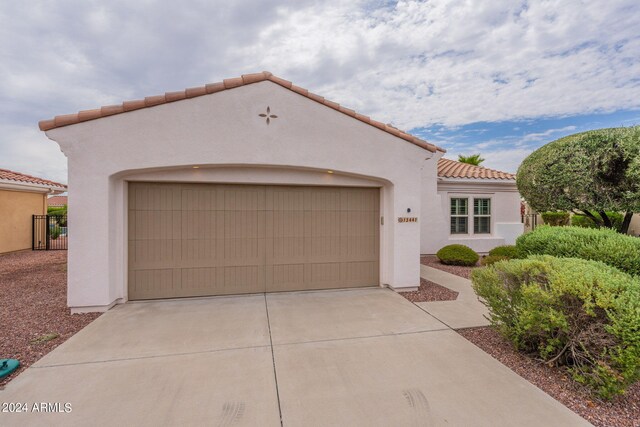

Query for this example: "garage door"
[128,183,380,300]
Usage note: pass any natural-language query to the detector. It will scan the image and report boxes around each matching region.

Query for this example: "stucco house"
[39,72,522,312]
[0,169,67,253]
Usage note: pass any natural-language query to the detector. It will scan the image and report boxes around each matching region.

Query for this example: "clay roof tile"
[185,86,207,98]
[223,77,243,89]
[0,168,67,188]
[165,91,187,103]
[122,99,146,112]
[437,158,515,180]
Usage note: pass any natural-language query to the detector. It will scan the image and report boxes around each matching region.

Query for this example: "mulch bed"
[420,255,477,279]
[459,326,640,427]
[0,250,100,388]
[400,277,458,302]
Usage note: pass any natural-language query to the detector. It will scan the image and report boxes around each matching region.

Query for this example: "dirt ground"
[0,250,100,388]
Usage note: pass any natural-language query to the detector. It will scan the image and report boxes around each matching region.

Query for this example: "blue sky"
[414,109,640,172]
[1,0,639,183]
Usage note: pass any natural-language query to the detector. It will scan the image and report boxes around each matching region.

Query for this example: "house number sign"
[398,217,418,223]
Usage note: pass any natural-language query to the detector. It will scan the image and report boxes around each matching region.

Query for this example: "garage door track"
[0,288,589,426]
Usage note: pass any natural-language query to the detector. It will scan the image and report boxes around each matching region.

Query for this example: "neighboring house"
[0,169,67,254]
[425,158,523,253]
[39,71,523,313]
[47,195,68,207]
[629,215,640,237]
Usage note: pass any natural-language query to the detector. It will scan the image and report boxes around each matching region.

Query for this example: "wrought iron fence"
[32,215,68,250]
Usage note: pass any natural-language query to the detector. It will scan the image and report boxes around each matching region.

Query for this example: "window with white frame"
[474,198,491,234]
[450,198,468,234]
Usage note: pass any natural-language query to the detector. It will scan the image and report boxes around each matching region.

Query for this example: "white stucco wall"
[421,178,524,254]
[46,80,439,311]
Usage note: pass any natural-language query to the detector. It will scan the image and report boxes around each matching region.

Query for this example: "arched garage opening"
[111,165,394,301]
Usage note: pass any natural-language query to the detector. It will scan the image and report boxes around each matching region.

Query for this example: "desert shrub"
[480,255,509,266]
[516,226,640,276]
[471,256,640,398]
[488,245,521,259]
[541,211,570,226]
[571,211,624,231]
[436,244,479,266]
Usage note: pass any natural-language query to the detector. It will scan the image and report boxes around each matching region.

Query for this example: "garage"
[128,182,380,300]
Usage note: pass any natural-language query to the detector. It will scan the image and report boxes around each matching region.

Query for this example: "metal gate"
[32,215,68,250]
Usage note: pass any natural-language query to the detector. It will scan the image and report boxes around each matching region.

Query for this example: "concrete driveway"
[1,288,589,426]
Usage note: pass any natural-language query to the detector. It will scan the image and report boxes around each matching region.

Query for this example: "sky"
[1,0,639,184]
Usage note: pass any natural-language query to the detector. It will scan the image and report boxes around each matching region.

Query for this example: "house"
[0,169,67,253]
[39,72,523,312]
[47,195,68,207]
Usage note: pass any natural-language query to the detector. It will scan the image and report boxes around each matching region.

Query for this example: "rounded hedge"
[480,255,509,266]
[488,245,521,259]
[516,226,640,276]
[541,211,570,226]
[436,244,479,266]
[471,255,640,398]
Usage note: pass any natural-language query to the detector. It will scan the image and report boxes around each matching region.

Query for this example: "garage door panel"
[129,183,379,300]
[129,184,182,211]
[129,239,182,270]
[130,210,182,240]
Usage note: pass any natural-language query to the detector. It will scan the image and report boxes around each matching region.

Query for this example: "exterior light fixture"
[327,170,334,174]
[192,166,200,169]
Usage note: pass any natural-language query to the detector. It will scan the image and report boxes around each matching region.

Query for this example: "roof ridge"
[38,71,445,154]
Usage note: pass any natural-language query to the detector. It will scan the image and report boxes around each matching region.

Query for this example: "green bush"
[436,244,479,266]
[480,255,509,266]
[488,245,521,259]
[517,226,640,276]
[471,256,640,398]
[541,211,570,226]
[50,226,61,240]
[571,211,624,231]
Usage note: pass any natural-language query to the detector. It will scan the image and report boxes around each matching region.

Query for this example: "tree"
[517,126,640,234]
[458,154,485,166]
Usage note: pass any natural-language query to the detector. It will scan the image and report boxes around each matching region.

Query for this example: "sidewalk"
[415,265,491,329]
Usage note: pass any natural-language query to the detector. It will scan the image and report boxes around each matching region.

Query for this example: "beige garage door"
[128,183,380,300]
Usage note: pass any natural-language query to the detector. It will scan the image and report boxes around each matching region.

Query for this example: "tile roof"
[38,71,445,154]
[437,158,515,180]
[0,168,67,188]
[47,195,68,206]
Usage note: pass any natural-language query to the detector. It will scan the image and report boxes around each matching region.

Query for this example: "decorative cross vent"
[259,106,278,125]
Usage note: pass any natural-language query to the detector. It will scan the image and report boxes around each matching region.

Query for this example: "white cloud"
[520,125,577,142]
[0,0,639,181]
[0,124,67,183]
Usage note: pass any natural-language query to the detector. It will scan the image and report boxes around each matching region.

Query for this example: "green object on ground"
[0,359,19,379]
[436,244,479,266]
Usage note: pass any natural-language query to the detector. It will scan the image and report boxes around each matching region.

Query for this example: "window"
[450,198,468,234]
[474,198,491,234]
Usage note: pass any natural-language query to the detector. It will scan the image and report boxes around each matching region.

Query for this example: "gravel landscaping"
[400,277,459,302]
[420,255,477,279]
[459,326,640,427]
[0,250,100,388]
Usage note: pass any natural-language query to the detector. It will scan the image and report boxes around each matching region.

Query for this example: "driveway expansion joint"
[272,327,453,348]
[264,293,284,427]
[29,344,272,369]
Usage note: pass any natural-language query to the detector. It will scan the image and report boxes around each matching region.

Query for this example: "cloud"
[1,0,639,181]
[520,125,577,142]
[0,124,67,183]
